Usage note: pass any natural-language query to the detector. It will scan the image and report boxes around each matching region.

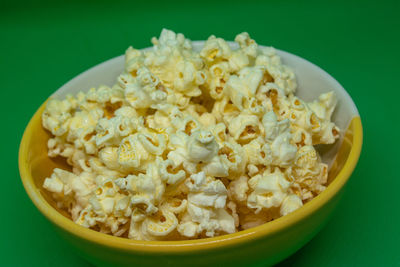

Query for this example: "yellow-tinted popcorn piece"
[280,194,303,216]
[42,29,340,240]
[247,169,291,212]
[142,205,178,237]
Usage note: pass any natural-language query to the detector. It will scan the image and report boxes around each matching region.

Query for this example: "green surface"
[1,0,399,266]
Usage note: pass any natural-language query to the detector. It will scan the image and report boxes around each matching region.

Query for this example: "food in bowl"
[41,29,340,241]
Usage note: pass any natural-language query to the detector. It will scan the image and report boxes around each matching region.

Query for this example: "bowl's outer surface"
[19,42,363,267]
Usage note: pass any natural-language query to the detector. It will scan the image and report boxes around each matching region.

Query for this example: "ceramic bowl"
[19,41,362,266]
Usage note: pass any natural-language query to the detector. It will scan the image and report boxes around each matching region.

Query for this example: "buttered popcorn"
[42,29,340,240]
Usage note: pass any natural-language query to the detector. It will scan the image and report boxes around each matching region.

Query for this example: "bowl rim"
[18,43,363,253]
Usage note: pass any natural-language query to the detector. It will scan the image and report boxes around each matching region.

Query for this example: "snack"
[42,29,340,240]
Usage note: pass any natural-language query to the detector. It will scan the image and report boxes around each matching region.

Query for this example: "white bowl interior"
[51,41,359,167]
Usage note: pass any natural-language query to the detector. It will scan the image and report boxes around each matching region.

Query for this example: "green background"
[1,0,399,265]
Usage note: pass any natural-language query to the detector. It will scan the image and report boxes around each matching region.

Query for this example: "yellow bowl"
[19,41,363,267]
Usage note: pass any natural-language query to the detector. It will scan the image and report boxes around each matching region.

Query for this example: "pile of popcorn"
[42,29,340,240]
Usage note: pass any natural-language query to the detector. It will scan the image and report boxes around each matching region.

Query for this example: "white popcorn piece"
[117,135,142,169]
[44,168,95,213]
[142,205,178,237]
[211,97,240,124]
[177,192,235,238]
[85,157,123,178]
[125,67,167,109]
[235,32,258,58]
[262,111,290,141]
[228,114,260,143]
[172,59,202,97]
[117,133,157,171]
[43,173,64,193]
[227,201,240,227]
[198,112,217,128]
[294,145,319,171]
[243,137,272,166]
[42,98,75,136]
[137,132,167,156]
[125,46,144,74]
[47,137,75,158]
[287,92,340,145]
[98,147,120,170]
[200,35,232,64]
[261,111,297,167]
[95,114,141,148]
[280,194,303,216]
[255,49,297,95]
[186,172,227,209]
[308,91,337,122]
[291,126,313,147]
[227,175,249,202]
[208,62,231,100]
[270,132,297,167]
[202,154,229,178]
[119,164,164,215]
[217,141,247,178]
[128,209,148,240]
[159,158,186,185]
[186,130,218,163]
[225,67,264,111]
[228,50,250,72]
[44,168,76,195]
[177,221,198,238]
[164,198,188,214]
[208,122,228,144]
[179,203,235,238]
[247,170,291,213]
[174,115,201,136]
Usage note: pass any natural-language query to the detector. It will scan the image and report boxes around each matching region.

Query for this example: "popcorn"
[308,92,337,122]
[179,204,236,238]
[164,198,187,214]
[177,221,198,238]
[137,132,167,156]
[262,111,297,167]
[243,137,272,166]
[142,205,178,237]
[42,98,74,136]
[200,35,232,64]
[47,137,75,158]
[234,32,258,58]
[247,169,291,213]
[125,47,144,74]
[211,97,240,124]
[217,141,247,178]
[42,29,340,240]
[198,112,217,128]
[228,114,260,143]
[98,147,120,170]
[227,175,249,202]
[262,111,290,141]
[116,164,164,215]
[186,130,218,163]
[117,135,144,170]
[44,168,96,213]
[270,132,297,167]
[208,62,231,100]
[125,67,167,109]
[225,67,264,111]
[159,159,186,185]
[185,172,227,208]
[280,194,303,216]
[178,172,235,238]
[255,48,297,95]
